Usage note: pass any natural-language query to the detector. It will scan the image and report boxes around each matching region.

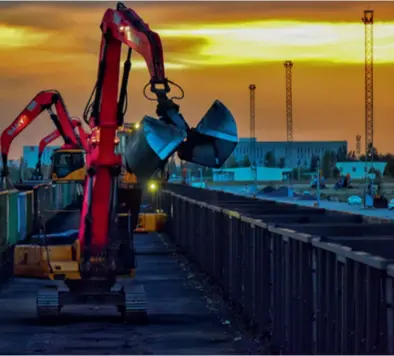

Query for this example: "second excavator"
[0,90,85,189]
[31,118,90,182]
[14,2,238,322]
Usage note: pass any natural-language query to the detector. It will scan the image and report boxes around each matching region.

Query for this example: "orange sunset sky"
[1,1,394,158]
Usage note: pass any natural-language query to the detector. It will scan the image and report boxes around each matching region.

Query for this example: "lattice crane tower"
[362,10,374,158]
[249,84,256,169]
[284,61,294,142]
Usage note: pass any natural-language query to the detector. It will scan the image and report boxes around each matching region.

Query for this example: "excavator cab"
[51,148,86,184]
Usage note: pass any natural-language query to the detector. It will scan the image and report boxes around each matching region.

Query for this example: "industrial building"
[232,138,348,169]
[213,167,292,182]
[23,146,60,168]
[336,161,387,180]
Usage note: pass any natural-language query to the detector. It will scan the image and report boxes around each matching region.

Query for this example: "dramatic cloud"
[1,1,394,157]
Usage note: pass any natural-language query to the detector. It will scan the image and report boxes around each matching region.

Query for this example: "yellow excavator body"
[51,148,86,184]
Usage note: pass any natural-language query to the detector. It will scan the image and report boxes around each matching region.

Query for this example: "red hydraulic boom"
[38,118,90,160]
[0,90,82,187]
[78,1,238,270]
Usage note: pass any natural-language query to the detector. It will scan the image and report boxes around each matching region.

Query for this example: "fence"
[157,187,394,355]
[0,182,80,279]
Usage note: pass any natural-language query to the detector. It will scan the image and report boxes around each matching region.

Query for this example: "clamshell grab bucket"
[122,116,187,181]
[177,100,238,167]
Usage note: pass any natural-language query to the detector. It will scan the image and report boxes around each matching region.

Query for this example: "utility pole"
[356,134,361,160]
[316,158,320,207]
[362,10,374,205]
[284,61,294,142]
[249,84,257,183]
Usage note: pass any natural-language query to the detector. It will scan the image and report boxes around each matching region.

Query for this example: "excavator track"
[120,280,148,323]
[36,287,60,321]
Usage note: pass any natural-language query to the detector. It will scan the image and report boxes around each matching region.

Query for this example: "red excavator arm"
[78,1,193,264]
[75,122,91,152]
[0,90,82,178]
[78,2,238,273]
[38,118,80,159]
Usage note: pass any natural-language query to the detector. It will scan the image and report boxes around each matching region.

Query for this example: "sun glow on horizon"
[157,20,394,65]
[0,24,50,48]
[2,19,394,73]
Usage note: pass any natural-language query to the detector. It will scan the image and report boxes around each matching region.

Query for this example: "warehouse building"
[232,138,348,169]
[23,146,60,168]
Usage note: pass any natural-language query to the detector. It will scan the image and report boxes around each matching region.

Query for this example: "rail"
[157,184,394,355]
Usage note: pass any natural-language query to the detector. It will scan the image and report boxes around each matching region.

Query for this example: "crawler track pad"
[119,279,148,324]
[36,279,148,324]
[37,286,60,321]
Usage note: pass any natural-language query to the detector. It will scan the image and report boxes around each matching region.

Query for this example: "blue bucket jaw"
[177,100,238,168]
[123,115,187,181]
[123,100,239,180]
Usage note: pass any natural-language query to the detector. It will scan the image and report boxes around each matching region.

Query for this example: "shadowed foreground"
[0,211,257,355]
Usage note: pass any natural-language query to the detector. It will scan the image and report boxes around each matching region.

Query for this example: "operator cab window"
[53,152,85,178]
[72,153,84,170]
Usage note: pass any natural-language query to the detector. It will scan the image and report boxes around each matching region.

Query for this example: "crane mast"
[284,61,294,142]
[362,10,374,160]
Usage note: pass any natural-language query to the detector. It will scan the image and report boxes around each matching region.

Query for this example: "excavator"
[0,90,84,190]
[13,2,238,322]
[31,118,90,182]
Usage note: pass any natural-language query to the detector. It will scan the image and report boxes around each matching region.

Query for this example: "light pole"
[316,157,321,207]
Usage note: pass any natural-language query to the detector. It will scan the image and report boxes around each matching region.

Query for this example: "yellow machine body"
[121,171,138,185]
[14,241,81,280]
[13,212,167,279]
[51,148,86,184]
[122,212,167,233]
